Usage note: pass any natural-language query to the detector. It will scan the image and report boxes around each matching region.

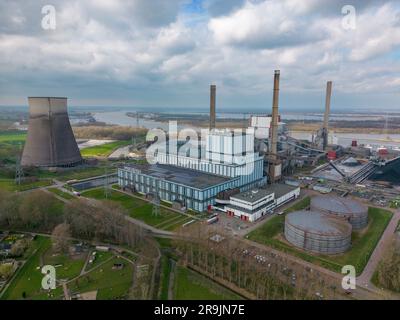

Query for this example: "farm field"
[247,197,393,275]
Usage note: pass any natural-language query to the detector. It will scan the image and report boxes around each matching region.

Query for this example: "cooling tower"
[21,97,83,167]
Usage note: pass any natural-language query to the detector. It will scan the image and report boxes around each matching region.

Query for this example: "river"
[93,111,400,149]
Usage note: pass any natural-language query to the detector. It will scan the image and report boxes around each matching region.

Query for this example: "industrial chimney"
[322,81,333,150]
[270,70,280,158]
[269,70,282,183]
[21,97,83,167]
[209,84,216,130]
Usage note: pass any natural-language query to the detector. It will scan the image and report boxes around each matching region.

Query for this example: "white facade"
[205,129,254,164]
[250,115,286,140]
[154,129,265,191]
[226,185,300,222]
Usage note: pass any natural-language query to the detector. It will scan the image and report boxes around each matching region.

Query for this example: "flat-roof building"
[225,184,300,222]
[119,129,266,212]
[118,164,241,212]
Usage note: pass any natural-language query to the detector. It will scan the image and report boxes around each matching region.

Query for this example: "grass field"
[247,197,393,275]
[68,257,133,300]
[158,256,172,300]
[80,141,130,158]
[84,251,115,272]
[0,234,136,300]
[174,266,242,300]
[0,131,26,143]
[47,188,74,200]
[0,179,53,192]
[81,188,192,231]
[42,249,87,280]
[1,236,52,300]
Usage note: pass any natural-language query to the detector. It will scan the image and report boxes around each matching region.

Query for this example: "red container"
[351,140,358,147]
[378,148,388,155]
[327,151,337,160]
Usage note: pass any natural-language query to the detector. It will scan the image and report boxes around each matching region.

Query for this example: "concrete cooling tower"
[21,97,83,167]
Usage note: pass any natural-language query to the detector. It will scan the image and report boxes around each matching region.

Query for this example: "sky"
[0,0,399,111]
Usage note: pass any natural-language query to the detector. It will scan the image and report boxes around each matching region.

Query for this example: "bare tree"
[51,223,71,253]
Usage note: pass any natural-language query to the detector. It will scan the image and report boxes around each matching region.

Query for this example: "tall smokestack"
[209,84,216,130]
[270,70,280,159]
[322,81,333,150]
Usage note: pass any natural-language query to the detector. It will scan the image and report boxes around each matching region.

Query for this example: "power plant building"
[310,195,368,229]
[118,130,266,212]
[225,184,300,222]
[21,97,82,167]
[285,210,352,254]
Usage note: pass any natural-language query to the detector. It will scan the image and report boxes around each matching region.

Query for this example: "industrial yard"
[0,73,399,301]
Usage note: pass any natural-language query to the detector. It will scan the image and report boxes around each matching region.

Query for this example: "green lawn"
[0,179,54,192]
[48,188,74,200]
[174,266,242,300]
[247,199,393,275]
[59,166,116,182]
[42,250,87,280]
[68,257,133,300]
[1,236,52,300]
[85,251,115,272]
[158,256,172,300]
[0,131,26,143]
[80,141,130,158]
[82,188,189,230]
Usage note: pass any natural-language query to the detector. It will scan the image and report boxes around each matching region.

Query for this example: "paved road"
[108,145,131,159]
[357,210,400,287]
[22,182,400,299]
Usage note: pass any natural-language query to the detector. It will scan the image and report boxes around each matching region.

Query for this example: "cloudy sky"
[0,0,399,111]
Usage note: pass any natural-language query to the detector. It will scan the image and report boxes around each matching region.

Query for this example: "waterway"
[93,111,400,149]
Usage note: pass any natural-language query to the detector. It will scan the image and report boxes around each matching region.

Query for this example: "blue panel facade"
[118,168,241,212]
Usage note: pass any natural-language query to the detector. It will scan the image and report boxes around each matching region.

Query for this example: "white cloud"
[0,0,399,108]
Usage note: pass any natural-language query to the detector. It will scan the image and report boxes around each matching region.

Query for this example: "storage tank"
[21,97,83,167]
[311,195,368,229]
[285,210,352,254]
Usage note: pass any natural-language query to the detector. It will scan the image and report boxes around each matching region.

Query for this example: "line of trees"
[64,199,145,248]
[375,235,400,292]
[0,190,63,231]
[174,224,341,300]
[0,189,146,250]
[73,126,147,141]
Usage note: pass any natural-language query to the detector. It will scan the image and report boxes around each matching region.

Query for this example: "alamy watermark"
[41,265,56,290]
[41,5,56,30]
[342,5,357,30]
[341,265,356,290]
